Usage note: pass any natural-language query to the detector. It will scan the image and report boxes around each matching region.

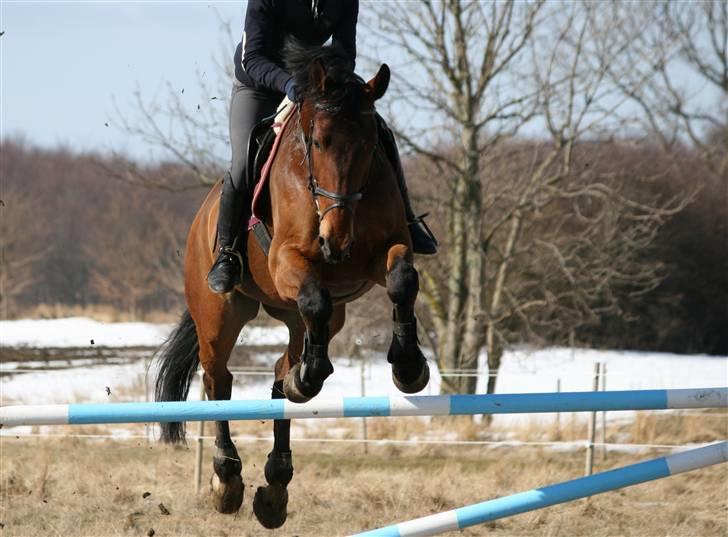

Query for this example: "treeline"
[582,146,728,354]
[409,140,727,358]
[0,139,205,317]
[0,137,726,354]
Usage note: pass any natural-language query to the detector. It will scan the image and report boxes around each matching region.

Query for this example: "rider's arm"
[332,1,359,68]
[241,0,291,94]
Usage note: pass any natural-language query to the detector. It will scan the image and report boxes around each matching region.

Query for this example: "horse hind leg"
[253,306,303,529]
[385,246,430,393]
[195,294,260,514]
[204,366,244,514]
[252,380,294,528]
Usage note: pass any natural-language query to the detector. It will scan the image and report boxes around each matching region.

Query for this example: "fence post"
[360,352,368,454]
[585,362,600,477]
[194,373,206,494]
[555,378,562,431]
[600,362,608,460]
[144,357,151,443]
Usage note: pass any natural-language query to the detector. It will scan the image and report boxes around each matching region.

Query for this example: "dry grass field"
[1,412,726,537]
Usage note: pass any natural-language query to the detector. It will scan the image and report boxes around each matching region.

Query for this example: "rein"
[297,104,375,223]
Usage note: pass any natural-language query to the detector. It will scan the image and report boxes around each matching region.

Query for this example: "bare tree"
[365,0,689,395]
[110,1,708,393]
[607,0,727,175]
[364,1,546,394]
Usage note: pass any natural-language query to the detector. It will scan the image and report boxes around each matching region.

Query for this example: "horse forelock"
[284,39,369,118]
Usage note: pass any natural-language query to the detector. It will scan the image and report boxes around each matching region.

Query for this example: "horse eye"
[312,139,322,150]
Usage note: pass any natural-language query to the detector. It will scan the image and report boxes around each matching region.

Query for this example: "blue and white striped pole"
[350,441,728,537]
[0,388,726,427]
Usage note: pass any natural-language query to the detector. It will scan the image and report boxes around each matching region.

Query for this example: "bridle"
[298,103,377,223]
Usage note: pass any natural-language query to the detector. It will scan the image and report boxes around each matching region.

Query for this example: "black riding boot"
[207,172,251,294]
[380,123,438,255]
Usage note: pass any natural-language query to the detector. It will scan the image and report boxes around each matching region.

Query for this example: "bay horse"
[154,45,429,529]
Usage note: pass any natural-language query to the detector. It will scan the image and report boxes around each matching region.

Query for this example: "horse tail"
[154,308,200,444]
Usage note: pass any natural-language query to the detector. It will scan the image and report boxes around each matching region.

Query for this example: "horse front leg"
[282,278,334,402]
[272,248,334,403]
[385,243,430,393]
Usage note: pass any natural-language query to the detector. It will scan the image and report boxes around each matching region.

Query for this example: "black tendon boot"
[207,173,251,294]
[380,123,438,255]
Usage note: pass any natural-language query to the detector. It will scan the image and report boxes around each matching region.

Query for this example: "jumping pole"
[350,441,728,537]
[1,388,726,427]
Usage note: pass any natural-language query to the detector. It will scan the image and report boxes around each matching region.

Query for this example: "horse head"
[292,46,390,264]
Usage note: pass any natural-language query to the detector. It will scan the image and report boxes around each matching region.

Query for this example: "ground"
[1,320,726,536]
[1,413,726,537]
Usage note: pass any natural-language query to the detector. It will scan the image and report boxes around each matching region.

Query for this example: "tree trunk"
[438,169,469,395]
[458,126,486,395]
[485,329,503,395]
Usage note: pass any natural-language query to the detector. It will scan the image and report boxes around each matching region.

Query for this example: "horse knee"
[297,280,332,326]
[386,260,419,306]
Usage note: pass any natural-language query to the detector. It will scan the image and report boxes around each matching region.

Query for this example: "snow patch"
[0,317,289,348]
[1,319,725,433]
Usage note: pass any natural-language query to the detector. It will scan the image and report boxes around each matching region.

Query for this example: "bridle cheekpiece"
[298,103,373,223]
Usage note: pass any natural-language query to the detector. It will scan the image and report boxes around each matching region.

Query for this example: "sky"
[1,2,721,162]
[1,2,242,158]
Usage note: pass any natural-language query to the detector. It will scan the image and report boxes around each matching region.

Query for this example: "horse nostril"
[319,236,332,260]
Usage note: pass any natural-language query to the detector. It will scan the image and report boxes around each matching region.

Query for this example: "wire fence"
[4,358,726,495]
[3,430,717,452]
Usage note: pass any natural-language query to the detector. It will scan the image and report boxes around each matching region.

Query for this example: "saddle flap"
[246,116,276,192]
[250,103,298,224]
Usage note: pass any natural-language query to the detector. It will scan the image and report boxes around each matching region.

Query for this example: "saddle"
[245,101,297,256]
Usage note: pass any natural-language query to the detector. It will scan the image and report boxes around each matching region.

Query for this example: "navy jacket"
[234,0,358,94]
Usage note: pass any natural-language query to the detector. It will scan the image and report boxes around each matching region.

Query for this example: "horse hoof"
[393,361,430,394]
[210,472,244,514]
[283,363,312,403]
[253,484,288,529]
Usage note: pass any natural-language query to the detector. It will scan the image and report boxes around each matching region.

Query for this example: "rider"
[207,0,438,294]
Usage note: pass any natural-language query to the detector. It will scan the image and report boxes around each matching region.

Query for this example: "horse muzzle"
[319,235,352,265]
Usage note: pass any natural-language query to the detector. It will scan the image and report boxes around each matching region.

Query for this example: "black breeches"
[229,81,281,192]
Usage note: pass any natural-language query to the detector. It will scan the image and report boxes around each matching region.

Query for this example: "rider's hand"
[284,78,300,102]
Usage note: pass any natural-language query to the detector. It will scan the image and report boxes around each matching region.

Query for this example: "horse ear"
[367,64,390,101]
[309,58,327,92]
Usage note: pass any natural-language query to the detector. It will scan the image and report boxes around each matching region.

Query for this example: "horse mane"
[284,39,366,115]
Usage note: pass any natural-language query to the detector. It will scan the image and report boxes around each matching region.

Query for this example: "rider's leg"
[208,82,280,294]
[378,118,438,256]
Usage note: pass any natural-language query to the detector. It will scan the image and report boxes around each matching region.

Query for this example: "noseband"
[299,105,375,222]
